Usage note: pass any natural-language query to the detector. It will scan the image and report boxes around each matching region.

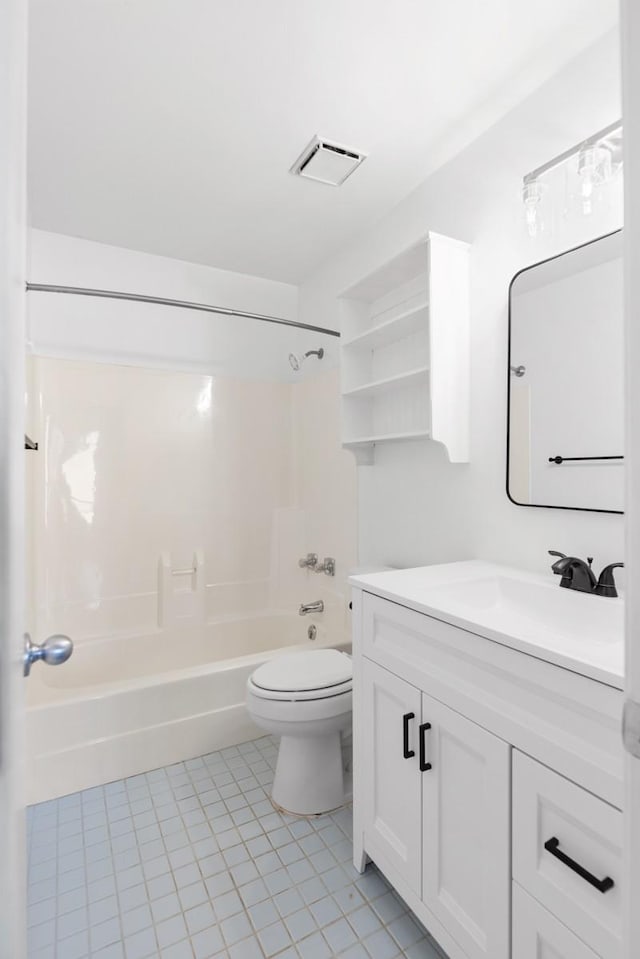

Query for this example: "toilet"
[246,648,352,816]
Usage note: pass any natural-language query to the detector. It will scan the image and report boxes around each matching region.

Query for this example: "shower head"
[288,348,324,371]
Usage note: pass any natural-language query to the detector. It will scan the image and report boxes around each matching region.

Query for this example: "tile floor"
[27,736,446,959]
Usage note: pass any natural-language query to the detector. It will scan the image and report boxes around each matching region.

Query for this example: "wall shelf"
[343,430,432,465]
[344,430,431,446]
[341,366,429,400]
[342,300,429,352]
[338,232,470,465]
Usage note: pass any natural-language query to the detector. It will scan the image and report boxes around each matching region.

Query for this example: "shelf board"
[342,366,429,400]
[343,430,431,448]
[342,300,428,351]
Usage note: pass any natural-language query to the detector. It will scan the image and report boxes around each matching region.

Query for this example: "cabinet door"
[513,883,599,959]
[361,658,422,896]
[422,693,510,959]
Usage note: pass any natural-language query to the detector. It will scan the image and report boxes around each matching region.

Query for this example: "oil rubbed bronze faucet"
[549,551,624,597]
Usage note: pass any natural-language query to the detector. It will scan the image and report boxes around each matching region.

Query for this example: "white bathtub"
[26,612,349,804]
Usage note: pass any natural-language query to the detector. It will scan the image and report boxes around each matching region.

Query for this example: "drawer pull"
[419,722,432,771]
[402,712,415,759]
[544,837,614,893]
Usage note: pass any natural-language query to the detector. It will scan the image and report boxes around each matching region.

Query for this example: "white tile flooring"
[27,736,446,959]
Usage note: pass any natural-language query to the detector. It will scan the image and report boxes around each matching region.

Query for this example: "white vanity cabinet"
[360,659,511,959]
[361,659,423,894]
[421,694,510,959]
[361,659,510,959]
[351,581,625,959]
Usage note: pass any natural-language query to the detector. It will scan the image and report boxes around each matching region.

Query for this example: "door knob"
[24,633,73,677]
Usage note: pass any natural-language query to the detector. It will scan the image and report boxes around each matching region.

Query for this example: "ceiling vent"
[290,136,367,186]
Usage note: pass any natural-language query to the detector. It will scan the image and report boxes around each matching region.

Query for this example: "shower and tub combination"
[26,610,350,804]
[24,283,355,806]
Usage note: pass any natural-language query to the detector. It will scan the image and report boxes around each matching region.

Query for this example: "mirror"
[507,230,624,514]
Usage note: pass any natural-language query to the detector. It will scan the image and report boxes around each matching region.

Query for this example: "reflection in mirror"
[507,230,623,513]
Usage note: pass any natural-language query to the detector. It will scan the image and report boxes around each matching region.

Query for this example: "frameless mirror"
[507,229,624,514]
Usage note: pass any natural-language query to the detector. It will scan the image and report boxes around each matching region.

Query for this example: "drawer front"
[513,883,599,959]
[513,750,622,958]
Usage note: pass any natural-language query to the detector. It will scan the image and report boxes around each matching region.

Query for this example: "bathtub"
[26,611,350,804]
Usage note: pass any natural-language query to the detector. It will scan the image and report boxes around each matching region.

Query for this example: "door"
[421,692,511,959]
[361,658,422,895]
[512,883,599,959]
[0,0,27,956]
[622,3,640,958]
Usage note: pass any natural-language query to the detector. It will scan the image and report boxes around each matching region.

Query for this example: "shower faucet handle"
[313,557,335,577]
[298,553,318,569]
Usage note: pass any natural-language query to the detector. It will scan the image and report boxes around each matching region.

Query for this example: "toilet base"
[271,731,346,816]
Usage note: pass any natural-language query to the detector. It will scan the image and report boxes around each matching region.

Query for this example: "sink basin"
[350,561,624,688]
[427,573,623,645]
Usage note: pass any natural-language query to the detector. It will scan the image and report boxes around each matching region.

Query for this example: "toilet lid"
[251,649,352,693]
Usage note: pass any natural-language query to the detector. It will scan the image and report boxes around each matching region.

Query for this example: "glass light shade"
[522,123,622,241]
[577,143,613,215]
[522,179,546,238]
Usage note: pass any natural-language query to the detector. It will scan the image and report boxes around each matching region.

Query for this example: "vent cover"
[290,136,367,186]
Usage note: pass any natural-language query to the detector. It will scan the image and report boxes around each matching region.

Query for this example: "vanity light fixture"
[577,142,613,215]
[522,179,545,238]
[522,119,622,236]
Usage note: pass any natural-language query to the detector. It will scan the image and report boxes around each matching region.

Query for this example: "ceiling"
[28,0,619,284]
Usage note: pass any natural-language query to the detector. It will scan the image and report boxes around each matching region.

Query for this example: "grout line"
[27,735,444,959]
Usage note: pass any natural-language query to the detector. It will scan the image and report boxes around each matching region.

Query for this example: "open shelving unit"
[341,299,429,351]
[340,429,432,447]
[341,365,429,400]
[339,232,470,465]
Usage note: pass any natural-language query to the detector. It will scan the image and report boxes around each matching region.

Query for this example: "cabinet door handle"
[402,712,415,759]
[419,722,432,771]
[544,837,614,893]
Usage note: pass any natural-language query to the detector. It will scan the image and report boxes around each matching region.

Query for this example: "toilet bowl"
[246,649,352,816]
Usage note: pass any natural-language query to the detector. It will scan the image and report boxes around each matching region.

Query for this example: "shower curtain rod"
[25,282,340,337]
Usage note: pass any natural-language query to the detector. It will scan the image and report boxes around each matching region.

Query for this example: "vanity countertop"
[349,560,624,690]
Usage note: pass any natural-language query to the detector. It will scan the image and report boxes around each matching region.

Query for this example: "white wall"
[26,31,624,593]
[26,358,357,641]
[26,357,293,639]
[24,235,356,640]
[27,229,340,378]
[28,227,301,325]
[299,31,625,580]
[292,367,359,621]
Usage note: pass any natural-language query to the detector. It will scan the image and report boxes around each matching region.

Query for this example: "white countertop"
[349,560,624,689]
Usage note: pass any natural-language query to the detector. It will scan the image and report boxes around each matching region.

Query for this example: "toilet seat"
[249,649,352,702]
